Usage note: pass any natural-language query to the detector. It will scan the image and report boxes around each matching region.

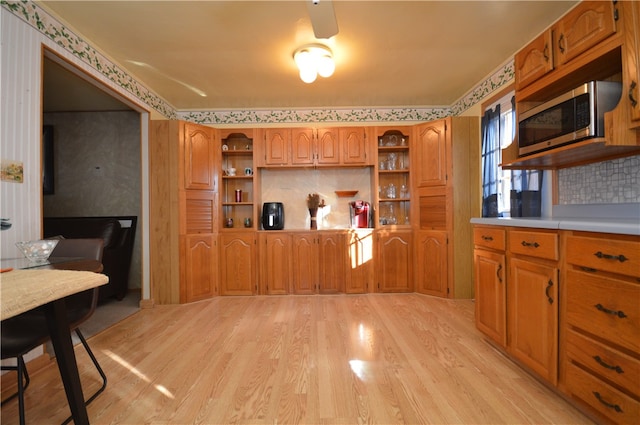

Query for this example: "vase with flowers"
[306,193,325,230]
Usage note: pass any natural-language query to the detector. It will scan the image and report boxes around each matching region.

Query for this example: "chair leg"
[61,329,107,425]
[1,356,30,425]
[1,356,31,406]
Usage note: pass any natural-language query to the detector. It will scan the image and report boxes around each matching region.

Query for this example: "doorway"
[42,50,147,332]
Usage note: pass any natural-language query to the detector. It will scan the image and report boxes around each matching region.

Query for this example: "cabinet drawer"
[566,270,640,353]
[566,362,639,424]
[474,227,505,251]
[566,329,640,396]
[566,235,640,278]
[509,230,558,261]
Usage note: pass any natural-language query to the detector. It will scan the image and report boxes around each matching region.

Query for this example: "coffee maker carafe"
[349,201,370,228]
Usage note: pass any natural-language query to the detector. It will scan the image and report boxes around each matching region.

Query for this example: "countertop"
[470,203,640,236]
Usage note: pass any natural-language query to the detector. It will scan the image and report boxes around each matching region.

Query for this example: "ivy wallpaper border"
[4,0,513,125]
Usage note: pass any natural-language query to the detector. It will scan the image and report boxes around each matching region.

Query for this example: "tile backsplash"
[558,155,640,204]
[260,168,373,229]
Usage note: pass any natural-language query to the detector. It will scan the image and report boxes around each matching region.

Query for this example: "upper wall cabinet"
[256,127,369,168]
[506,0,640,170]
[414,119,447,188]
[515,1,617,92]
[182,122,218,191]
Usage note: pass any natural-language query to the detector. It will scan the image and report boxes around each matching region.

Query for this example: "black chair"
[1,238,107,425]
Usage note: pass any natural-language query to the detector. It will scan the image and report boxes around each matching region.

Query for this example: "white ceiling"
[40,0,578,112]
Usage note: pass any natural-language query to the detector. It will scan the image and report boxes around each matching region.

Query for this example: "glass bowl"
[16,239,59,263]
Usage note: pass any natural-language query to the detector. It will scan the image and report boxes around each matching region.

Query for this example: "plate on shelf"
[335,190,358,197]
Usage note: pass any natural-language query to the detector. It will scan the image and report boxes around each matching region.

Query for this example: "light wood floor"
[1,294,593,424]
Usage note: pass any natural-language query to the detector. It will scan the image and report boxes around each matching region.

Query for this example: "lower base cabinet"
[319,232,346,294]
[375,230,412,292]
[291,233,319,294]
[508,256,558,384]
[474,225,640,424]
[259,232,291,294]
[345,230,373,294]
[180,234,218,303]
[416,230,448,297]
[220,232,256,295]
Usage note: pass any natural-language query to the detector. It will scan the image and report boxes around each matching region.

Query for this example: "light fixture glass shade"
[293,44,335,83]
[317,55,335,78]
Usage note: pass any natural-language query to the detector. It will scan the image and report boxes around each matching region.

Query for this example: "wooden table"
[1,265,108,424]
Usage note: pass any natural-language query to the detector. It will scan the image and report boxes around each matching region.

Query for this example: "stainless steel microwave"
[518,80,622,156]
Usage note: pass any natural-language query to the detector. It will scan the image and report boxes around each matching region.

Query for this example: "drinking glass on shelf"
[387,153,397,170]
[400,184,409,198]
[386,183,396,199]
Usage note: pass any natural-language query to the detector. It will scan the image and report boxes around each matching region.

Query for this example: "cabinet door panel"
[261,233,291,294]
[341,127,367,164]
[515,30,554,90]
[316,128,340,164]
[508,257,558,384]
[181,234,217,303]
[292,234,318,294]
[264,129,289,165]
[319,233,345,293]
[377,231,412,292]
[183,123,216,190]
[415,120,447,187]
[474,249,506,346]
[291,128,315,165]
[220,233,255,295]
[416,231,448,297]
[555,1,616,66]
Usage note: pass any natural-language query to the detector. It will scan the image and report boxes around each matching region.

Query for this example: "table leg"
[44,299,89,425]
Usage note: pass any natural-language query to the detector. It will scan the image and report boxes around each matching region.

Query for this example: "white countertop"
[470,203,640,235]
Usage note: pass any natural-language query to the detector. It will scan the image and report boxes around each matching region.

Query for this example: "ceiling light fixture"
[293,44,335,84]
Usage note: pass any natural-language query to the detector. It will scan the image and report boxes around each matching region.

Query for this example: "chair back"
[51,238,105,328]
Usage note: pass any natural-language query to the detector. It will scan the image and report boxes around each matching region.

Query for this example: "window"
[481,88,543,218]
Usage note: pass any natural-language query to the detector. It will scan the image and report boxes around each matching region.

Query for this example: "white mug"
[227,167,236,176]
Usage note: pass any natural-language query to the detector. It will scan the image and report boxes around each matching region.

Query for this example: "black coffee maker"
[262,202,284,230]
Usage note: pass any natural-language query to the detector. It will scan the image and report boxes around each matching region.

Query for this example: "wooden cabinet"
[258,127,368,168]
[507,0,640,170]
[515,2,616,91]
[345,230,373,294]
[341,127,369,165]
[220,232,256,295]
[507,229,559,385]
[375,230,412,292]
[319,232,346,293]
[415,120,447,188]
[414,117,480,299]
[259,232,291,295]
[623,0,640,125]
[515,30,554,91]
[561,231,640,424]
[554,1,617,67]
[291,233,319,294]
[182,122,218,190]
[376,127,411,228]
[415,230,447,297]
[220,131,256,230]
[150,120,219,304]
[473,226,507,347]
[180,234,218,302]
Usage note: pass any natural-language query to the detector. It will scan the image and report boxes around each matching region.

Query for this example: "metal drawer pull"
[594,251,628,262]
[594,303,627,318]
[521,241,540,248]
[593,356,624,374]
[593,392,623,413]
[580,266,597,273]
[545,280,554,304]
[481,235,493,241]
